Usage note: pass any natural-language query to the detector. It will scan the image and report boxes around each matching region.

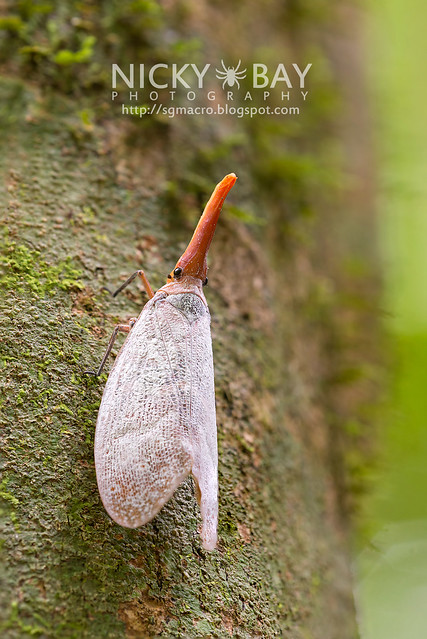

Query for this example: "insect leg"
[113,270,154,299]
[85,317,137,377]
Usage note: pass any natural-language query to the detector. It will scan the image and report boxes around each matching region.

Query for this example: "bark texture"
[0,2,378,637]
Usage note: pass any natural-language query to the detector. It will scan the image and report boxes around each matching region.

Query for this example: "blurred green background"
[356,0,427,636]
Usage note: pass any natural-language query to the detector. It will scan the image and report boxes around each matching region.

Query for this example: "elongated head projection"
[168,173,237,282]
[94,174,237,550]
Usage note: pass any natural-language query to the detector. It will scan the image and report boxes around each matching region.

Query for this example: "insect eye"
[203,277,208,287]
[173,267,183,279]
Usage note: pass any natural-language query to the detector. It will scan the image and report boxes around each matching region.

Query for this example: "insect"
[215,60,247,89]
[90,174,237,550]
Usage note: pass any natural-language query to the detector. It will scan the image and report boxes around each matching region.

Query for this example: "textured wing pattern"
[168,293,218,549]
[94,291,218,548]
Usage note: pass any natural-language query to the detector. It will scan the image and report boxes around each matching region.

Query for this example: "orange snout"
[169,173,237,282]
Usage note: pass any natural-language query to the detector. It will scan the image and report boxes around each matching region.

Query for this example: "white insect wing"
[94,290,218,549]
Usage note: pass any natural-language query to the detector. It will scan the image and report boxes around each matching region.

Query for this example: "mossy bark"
[0,2,378,638]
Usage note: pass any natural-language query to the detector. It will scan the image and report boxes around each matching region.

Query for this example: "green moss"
[0,601,45,637]
[0,16,24,33]
[0,478,20,508]
[0,237,84,297]
[0,0,167,93]
[53,35,96,66]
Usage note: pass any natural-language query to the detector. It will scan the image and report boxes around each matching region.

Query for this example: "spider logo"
[215,60,247,89]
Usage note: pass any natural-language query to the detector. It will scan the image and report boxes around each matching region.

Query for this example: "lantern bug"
[89,174,237,550]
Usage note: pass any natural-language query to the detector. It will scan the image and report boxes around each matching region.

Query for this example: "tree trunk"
[0,2,377,637]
